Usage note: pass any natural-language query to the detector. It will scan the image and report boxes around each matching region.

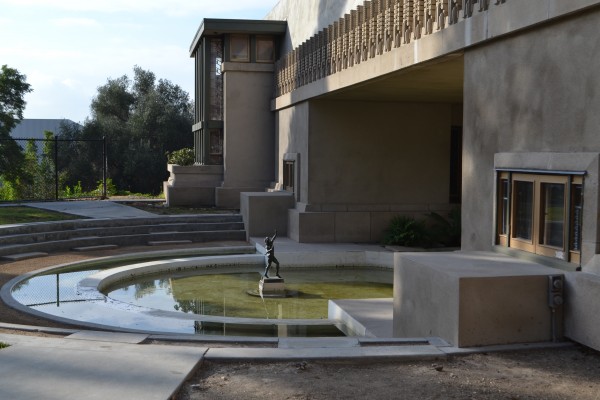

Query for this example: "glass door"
[536,175,569,259]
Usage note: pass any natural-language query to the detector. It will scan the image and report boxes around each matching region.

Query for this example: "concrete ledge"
[1,252,48,261]
[394,251,565,347]
[72,245,119,252]
[204,344,446,361]
[66,331,149,344]
[147,240,192,246]
[329,298,393,338]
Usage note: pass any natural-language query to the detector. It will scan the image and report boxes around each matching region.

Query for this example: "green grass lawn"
[0,206,79,225]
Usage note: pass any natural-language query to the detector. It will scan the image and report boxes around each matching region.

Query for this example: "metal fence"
[0,136,107,201]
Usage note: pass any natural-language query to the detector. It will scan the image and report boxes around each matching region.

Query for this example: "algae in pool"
[105,268,393,320]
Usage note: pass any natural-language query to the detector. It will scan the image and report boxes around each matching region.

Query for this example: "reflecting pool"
[10,264,393,336]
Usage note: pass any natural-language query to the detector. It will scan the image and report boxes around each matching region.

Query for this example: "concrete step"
[148,240,193,246]
[0,213,247,258]
[0,230,247,257]
[0,251,49,261]
[0,214,243,237]
[72,244,119,252]
[0,221,244,246]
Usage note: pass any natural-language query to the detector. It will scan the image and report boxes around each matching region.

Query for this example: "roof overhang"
[189,18,287,57]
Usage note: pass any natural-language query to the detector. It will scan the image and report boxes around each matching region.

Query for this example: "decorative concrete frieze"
[342,15,350,70]
[273,0,510,96]
[393,0,403,47]
[355,6,364,64]
[448,0,461,25]
[362,2,371,61]
[368,0,378,58]
[335,20,343,72]
[348,12,356,67]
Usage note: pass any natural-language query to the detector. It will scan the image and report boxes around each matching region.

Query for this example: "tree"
[66,66,194,194]
[58,120,105,194]
[0,65,33,181]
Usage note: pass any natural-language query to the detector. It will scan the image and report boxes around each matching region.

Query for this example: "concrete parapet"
[393,251,565,347]
[240,191,295,238]
[164,185,216,206]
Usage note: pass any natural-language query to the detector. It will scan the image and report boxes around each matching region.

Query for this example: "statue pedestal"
[259,277,285,297]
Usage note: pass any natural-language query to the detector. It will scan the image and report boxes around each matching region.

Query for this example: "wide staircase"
[0,214,247,261]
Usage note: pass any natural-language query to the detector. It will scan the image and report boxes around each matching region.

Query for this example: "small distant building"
[9,119,81,140]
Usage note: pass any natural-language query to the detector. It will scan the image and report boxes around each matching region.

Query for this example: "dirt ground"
[178,347,600,400]
[2,248,600,400]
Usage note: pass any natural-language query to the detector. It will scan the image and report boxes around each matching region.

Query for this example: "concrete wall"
[394,252,565,347]
[307,100,453,206]
[462,7,600,254]
[241,191,295,238]
[279,99,458,242]
[218,62,277,208]
[462,8,600,350]
[276,101,310,204]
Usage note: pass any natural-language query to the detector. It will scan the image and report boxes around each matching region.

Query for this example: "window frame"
[255,35,275,63]
[283,160,295,193]
[496,171,583,264]
[229,34,250,62]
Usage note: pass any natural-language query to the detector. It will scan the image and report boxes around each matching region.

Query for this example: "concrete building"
[8,119,81,156]
[168,0,600,350]
[10,119,80,139]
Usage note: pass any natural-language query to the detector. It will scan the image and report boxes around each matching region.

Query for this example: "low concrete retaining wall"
[393,251,565,347]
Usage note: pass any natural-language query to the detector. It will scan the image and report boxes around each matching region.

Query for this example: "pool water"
[105,268,393,319]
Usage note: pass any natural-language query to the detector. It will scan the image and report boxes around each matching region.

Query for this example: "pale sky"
[0,0,277,124]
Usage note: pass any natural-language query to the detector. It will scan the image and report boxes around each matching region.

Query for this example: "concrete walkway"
[0,332,205,400]
[27,200,158,219]
[0,328,573,400]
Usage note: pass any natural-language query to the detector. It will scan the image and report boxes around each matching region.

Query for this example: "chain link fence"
[0,137,107,202]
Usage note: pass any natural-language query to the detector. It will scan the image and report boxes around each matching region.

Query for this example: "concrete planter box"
[166,164,223,186]
[164,164,223,207]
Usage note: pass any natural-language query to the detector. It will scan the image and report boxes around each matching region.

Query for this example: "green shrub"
[0,179,17,201]
[383,216,430,247]
[62,181,83,198]
[166,148,195,166]
[0,342,9,349]
[94,178,118,197]
[383,209,461,248]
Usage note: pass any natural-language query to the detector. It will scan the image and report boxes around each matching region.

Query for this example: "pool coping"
[1,246,395,337]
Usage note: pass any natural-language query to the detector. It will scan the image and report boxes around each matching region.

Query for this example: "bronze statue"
[263,230,281,278]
